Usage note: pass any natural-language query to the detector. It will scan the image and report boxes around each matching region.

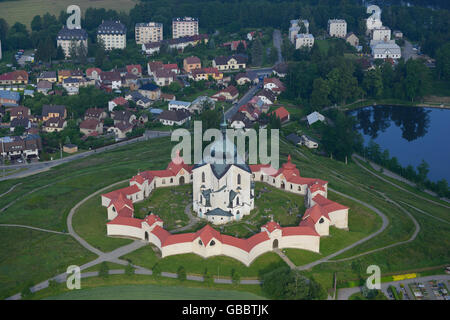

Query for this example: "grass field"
[0,0,138,27]
[44,283,265,300]
[0,132,448,298]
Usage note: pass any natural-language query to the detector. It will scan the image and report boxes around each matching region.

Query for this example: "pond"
[349,105,450,182]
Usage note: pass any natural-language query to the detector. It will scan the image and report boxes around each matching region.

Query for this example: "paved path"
[272,29,283,64]
[0,224,68,235]
[295,187,389,270]
[274,249,296,269]
[171,203,201,233]
[400,201,450,225]
[0,183,21,198]
[337,275,450,300]
[352,154,450,209]
[0,131,170,181]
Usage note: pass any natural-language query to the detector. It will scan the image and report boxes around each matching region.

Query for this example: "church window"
[319,218,324,224]
[210,240,216,246]
[298,186,302,191]
[198,240,203,246]
[237,174,241,185]
[202,172,205,183]
[162,179,166,184]
[290,184,293,189]
[112,207,116,212]
[170,178,173,183]
[236,197,240,205]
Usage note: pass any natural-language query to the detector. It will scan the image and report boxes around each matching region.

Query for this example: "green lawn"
[133,184,192,230]
[123,246,286,279]
[0,228,96,300]
[44,283,265,300]
[0,0,138,28]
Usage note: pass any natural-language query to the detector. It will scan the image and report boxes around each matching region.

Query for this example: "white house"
[168,100,191,111]
[307,111,325,125]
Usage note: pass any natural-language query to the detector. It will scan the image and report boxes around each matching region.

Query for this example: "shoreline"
[342,100,450,111]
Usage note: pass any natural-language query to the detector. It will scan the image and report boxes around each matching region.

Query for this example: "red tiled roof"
[112,97,128,105]
[144,214,163,226]
[282,226,319,237]
[302,204,330,223]
[86,68,102,76]
[107,216,142,228]
[126,65,142,74]
[262,221,281,233]
[102,184,141,200]
[162,232,195,247]
[152,225,172,244]
[194,225,222,246]
[270,106,289,120]
[312,194,348,214]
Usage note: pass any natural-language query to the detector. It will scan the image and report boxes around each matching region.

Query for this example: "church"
[192,116,254,224]
[100,121,350,265]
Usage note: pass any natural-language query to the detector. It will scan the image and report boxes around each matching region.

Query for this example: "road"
[225,83,262,121]
[0,130,170,181]
[272,29,283,64]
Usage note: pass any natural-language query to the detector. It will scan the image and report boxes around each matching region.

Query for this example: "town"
[0,0,448,306]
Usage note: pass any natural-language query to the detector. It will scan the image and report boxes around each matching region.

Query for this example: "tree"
[363,68,383,99]
[435,179,449,197]
[251,38,263,67]
[404,59,430,102]
[20,282,34,300]
[231,269,240,285]
[310,78,330,109]
[31,15,43,32]
[177,266,187,281]
[416,159,429,185]
[236,41,246,54]
[152,263,162,277]
[261,267,326,300]
[203,268,213,286]
[68,40,78,61]
[125,262,134,276]
[77,42,88,65]
[436,43,450,80]
[55,45,65,60]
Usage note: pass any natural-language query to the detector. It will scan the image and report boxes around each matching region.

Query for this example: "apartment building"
[135,22,163,45]
[328,19,347,38]
[56,27,88,58]
[97,20,127,50]
[172,17,198,39]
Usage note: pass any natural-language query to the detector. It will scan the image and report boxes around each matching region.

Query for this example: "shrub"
[177,266,187,281]
[99,261,109,279]
[152,263,162,277]
[231,269,241,285]
[125,263,134,276]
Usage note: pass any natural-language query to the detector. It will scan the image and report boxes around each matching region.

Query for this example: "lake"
[349,105,450,183]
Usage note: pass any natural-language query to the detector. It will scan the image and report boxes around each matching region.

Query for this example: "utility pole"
[60,142,62,159]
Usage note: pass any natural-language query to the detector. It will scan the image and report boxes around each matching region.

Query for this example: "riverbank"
[341,98,450,111]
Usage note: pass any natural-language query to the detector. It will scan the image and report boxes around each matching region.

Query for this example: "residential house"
[286,133,302,146]
[270,106,290,123]
[42,105,66,121]
[162,63,179,75]
[8,106,30,120]
[168,100,191,111]
[37,71,57,83]
[57,70,72,83]
[222,40,247,51]
[147,61,164,76]
[172,17,199,39]
[238,104,261,121]
[345,32,359,48]
[183,56,201,73]
[0,70,29,85]
[190,96,215,113]
[62,77,80,95]
[112,110,136,125]
[157,109,191,126]
[10,117,31,132]
[126,65,142,77]
[190,67,223,81]
[63,144,78,154]
[235,71,259,85]
[125,91,153,108]
[272,62,288,78]
[142,42,161,55]
[86,68,102,81]
[211,85,239,102]
[328,19,347,38]
[0,90,20,106]
[100,71,122,90]
[84,108,107,121]
[255,89,276,105]
[123,73,139,89]
[108,97,129,112]
[42,117,66,133]
[230,111,253,130]
[138,83,161,100]
[160,93,176,102]
[300,135,319,149]
[153,68,175,86]
[80,118,103,136]
[263,78,286,94]
[212,55,247,71]
[37,80,53,95]
[306,111,325,125]
[0,135,42,160]
[108,122,133,139]
[295,33,314,49]
[393,30,403,39]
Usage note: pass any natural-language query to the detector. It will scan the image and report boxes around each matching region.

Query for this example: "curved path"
[295,188,389,270]
[0,224,68,235]
[352,154,450,209]
[0,183,22,198]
